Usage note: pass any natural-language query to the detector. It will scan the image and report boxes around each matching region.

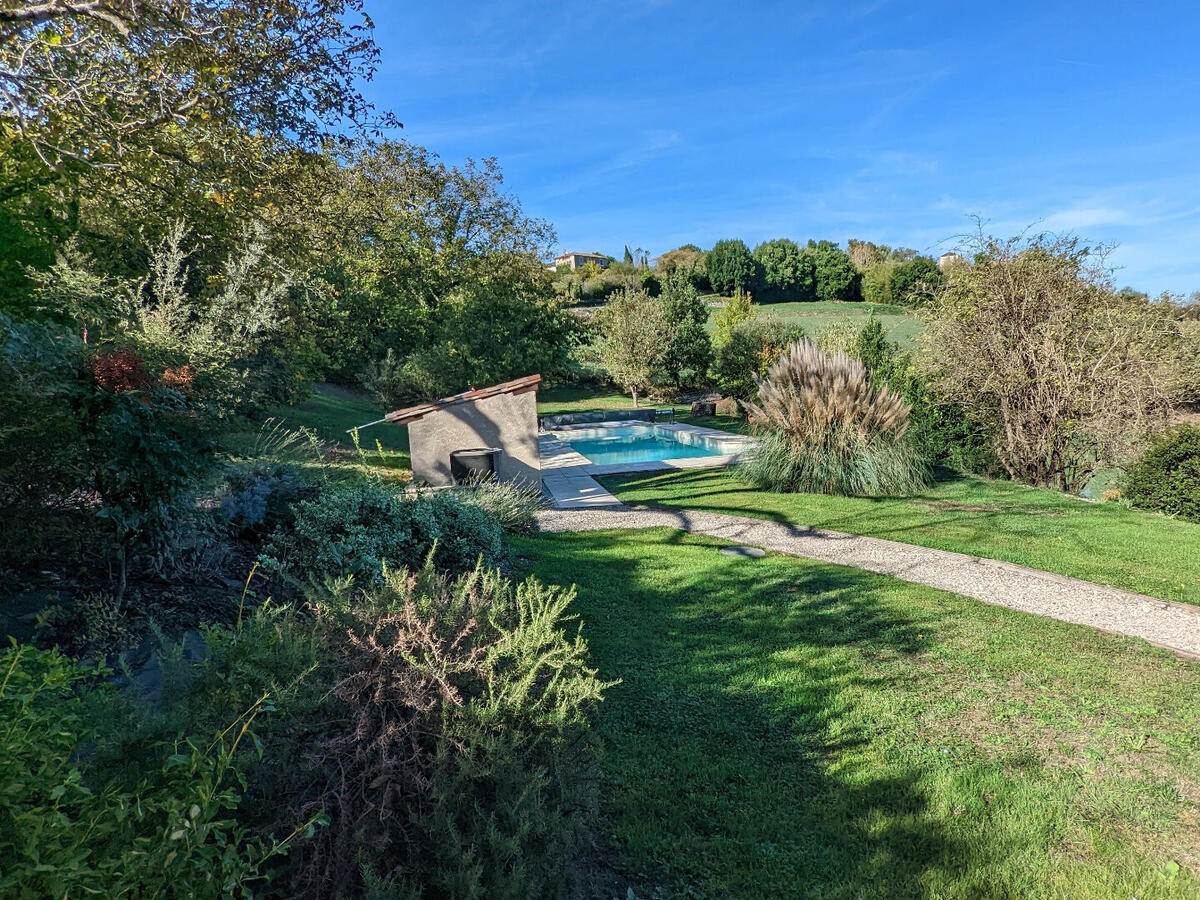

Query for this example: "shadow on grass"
[597,466,1058,548]
[516,530,969,898]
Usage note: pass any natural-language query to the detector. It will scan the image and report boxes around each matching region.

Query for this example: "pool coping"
[539,420,754,509]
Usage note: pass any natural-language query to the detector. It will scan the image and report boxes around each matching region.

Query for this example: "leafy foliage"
[0,0,394,172]
[924,232,1194,492]
[456,476,547,534]
[712,287,756,350]
[0,642,301,899]
[712,317,807,400]
[753,238,817,302]
[261,481,504,585]
[808,241,862,302]
[889,256,944,307]
[595,286,671,406]
[201,561,611,898]
[1124,426,1200,521]
[82,379,211,596]
[706,239,761,296]
[659,269,713,388]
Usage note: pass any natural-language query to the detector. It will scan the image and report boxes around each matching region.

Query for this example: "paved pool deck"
[539,422,754,509]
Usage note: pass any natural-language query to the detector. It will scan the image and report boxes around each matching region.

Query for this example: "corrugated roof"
[383,374,542,425]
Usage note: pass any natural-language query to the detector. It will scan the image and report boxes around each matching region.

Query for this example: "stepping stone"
[719,546,766,558]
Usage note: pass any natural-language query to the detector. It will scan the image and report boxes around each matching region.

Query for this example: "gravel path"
[535,506,1200,659]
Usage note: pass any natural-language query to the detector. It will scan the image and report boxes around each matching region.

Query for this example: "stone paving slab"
[535,506,1200,659]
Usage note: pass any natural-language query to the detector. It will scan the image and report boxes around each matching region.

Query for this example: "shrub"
[740,339,929,495]
[360,347,409,407]
[1124,426,1200,521]
[853,316,1002,476]
[220,462,316,538]
[0,317,92,568]
[89,348,151,392]
[712,287,755,349]
[712,317,806,400]
[80,382,212,598]
[457,476,546,534]
[0,643,299,899]
[860,260,898,304]
[278,562,611,897]
[923,232,1193,492]
[889,256,944,307]
[261,481,503,585]
[706,239,761,296]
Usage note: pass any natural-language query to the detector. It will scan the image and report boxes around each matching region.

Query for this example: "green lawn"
[513,529,1200,898]
[603,468,1200,607]
[270,383,411,474]
[708,299,924,347]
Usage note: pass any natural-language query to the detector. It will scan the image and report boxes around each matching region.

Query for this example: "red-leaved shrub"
[161,364,195,394]
[89,350,150,393]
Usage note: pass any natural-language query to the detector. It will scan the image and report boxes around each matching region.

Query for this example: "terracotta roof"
[384,374,542,425]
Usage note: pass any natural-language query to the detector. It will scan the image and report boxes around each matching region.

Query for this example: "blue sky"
[362,1,1200,295]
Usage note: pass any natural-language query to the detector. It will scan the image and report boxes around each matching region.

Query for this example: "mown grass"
[512,528,1200,898]
[706,299,924,347]
[269,383,411,476]
[602,467,1200,606]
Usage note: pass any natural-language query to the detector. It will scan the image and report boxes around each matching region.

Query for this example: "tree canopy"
[753,238,816,302]
[706,239,760,296]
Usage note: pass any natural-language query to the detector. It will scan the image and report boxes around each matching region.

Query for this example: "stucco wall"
[407,389,541,487]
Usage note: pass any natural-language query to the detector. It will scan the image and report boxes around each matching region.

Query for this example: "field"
[708,298,925,347]
[515,528,1200,898]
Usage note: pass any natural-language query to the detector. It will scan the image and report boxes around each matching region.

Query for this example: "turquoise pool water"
[562,428,724,465]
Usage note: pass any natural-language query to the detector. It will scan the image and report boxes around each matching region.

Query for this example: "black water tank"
[449,448,499,484]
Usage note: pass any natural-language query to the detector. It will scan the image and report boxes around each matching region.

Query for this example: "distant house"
[937,252,964,269]
[549,251,610,271]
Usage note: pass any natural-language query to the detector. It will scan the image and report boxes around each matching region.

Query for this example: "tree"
[706,239,760,296]
[712,288,755,349]
[304,140,557,378]
[659,270,711,388]
[0,0,395,173]
[890,256,944,306]
[808,241,861,302]
[623,245,634,265]
[655,245,707,291]
[753,238,816,303]
[923,232,1196,492]
[595,287,671,406]
[860,260,898,304]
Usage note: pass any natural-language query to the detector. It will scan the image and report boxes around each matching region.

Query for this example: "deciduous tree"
[595,287,670,406]
[923,232,1195,492]
[889,256,943,307]
[0,0,394,173]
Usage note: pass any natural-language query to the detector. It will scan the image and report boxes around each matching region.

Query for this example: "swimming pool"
[557,424,729,465]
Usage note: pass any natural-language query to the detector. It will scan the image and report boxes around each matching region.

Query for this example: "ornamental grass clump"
[740,339,930,495]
